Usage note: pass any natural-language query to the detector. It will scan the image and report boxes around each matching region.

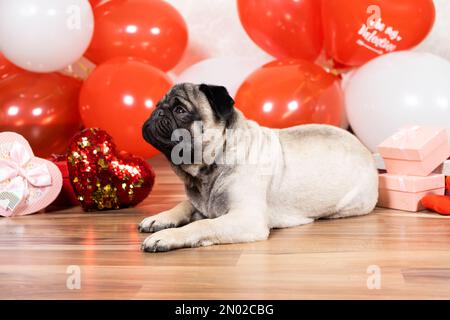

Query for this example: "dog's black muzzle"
[142,108,177,151]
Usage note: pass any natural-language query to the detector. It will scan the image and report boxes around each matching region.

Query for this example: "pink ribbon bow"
[0,142,51,216]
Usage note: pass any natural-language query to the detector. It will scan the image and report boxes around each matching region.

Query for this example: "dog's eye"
[173,105,187,114]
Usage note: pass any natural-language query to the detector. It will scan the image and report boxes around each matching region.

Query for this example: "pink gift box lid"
[379,173,445,192]
[378,126,448,161]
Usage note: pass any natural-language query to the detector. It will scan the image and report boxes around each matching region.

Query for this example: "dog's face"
[142,83,235,160]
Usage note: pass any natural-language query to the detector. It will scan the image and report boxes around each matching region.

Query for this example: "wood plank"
[1,155,449,299]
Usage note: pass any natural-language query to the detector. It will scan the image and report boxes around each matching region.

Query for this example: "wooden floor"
[1,155,450,300]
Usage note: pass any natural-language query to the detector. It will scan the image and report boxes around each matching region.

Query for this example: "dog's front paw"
[141,229,185,252]
[138,215,177,233]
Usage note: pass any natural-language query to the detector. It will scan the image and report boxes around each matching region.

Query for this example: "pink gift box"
[378,188,445,212]
[378,173,445,212]
[379,173,445,192]
[383,145,449,176]
[378,126,447,160]
[378,126,450,176]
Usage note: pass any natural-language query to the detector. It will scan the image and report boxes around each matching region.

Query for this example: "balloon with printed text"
[321,0,435,67]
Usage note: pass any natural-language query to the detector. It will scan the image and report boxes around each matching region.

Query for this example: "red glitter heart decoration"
[67,128,155,211]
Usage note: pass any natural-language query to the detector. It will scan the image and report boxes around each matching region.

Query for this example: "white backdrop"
[166,0,272,76]
[414,0,450,61]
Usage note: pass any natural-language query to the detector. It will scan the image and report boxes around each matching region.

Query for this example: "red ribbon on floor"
[421,194,450,215]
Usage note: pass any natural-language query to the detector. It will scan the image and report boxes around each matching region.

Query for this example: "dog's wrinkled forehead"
[158,83,209,119]
[159,83,235,125]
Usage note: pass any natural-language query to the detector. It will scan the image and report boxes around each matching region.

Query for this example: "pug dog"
[139,83,378,252]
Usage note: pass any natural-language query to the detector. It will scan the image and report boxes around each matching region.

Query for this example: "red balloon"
[85,0,188,71]
[0,61,83,158]
[237,0,323,61]
[322,0,435,67]
[79,57,172,159]
[235,60,343,128]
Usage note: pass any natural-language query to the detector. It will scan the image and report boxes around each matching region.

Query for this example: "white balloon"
[176,57,270,98]
[0,0,94,73]
[345,51,450,152]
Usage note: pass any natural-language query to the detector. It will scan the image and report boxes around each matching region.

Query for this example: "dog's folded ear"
[199,84,235,121]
